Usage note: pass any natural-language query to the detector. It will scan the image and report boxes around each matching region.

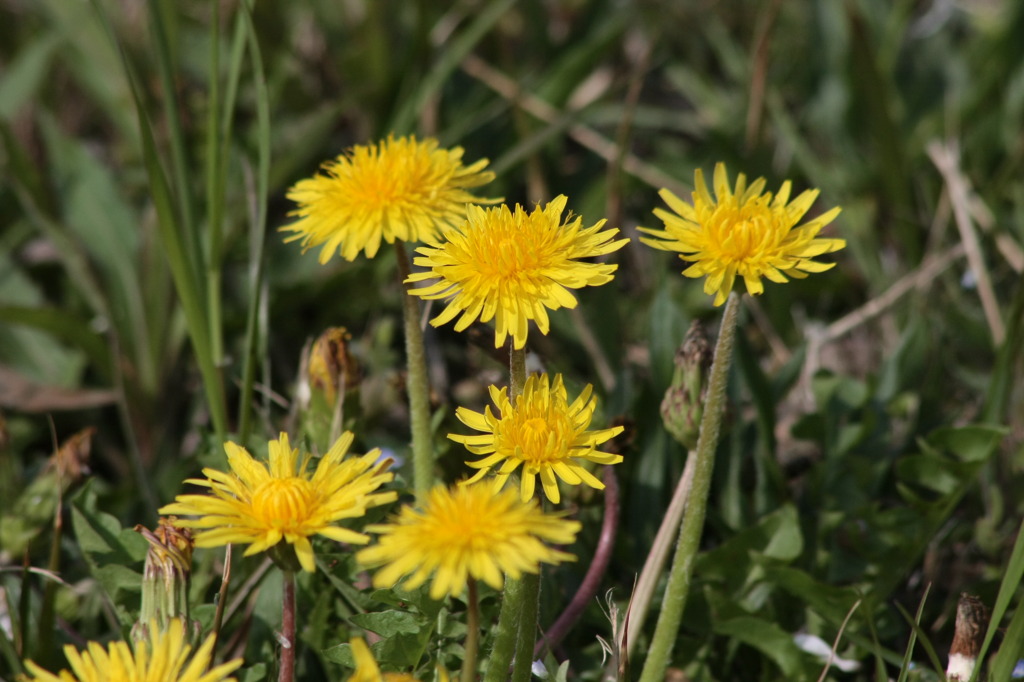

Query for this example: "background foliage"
[2,0,1023,680]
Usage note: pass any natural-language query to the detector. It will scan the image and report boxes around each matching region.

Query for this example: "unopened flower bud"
[132,518,194,642]
[660,321,712,449]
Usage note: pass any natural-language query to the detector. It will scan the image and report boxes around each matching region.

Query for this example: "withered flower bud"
[307,327,360,406]
[660,321,712,450]
[947,593,989,681]
[132,518,195,643]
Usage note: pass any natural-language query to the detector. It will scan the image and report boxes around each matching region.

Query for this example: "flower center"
[706,202,783,264]
[501,412,573,465]
[251,477,316,529]
[522,417,550,440]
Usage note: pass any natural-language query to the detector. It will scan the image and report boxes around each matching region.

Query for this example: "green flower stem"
[461,578,481,682]
[485,575,525,682]
[625,450,696,657]
[511,571,541,682]
[395,242,434,503]
[279,570,296,682]
[638,292,741,682]
[484,346,531,682]
[508,347,541,682]
[510,344,528,399]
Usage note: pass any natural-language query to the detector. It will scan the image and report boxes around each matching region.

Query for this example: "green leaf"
[350,609,423,638]
[93,564,144,600]
[70,505,146,560]
[0,305,111,380]
[324,627,434,670]
[713,615,810,678]
[648,282,685,391]
[697,504,803,580]
[924,424,1006,463]
[369,583,444,621]
[70,502,144,627]
[322,642,356,667]
[763,566,860,625]
[0,34,62,121]
[0,255,87,387]
[238,663,268,682]
[894,454,961,495]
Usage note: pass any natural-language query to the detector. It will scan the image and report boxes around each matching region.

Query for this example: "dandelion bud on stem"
[660,321,712,450]
[132,518,195,643]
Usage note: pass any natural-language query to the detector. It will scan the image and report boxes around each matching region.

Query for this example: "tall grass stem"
[235,0,271,444]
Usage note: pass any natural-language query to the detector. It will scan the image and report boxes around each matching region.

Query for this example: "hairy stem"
[638,293,741,682]
[395,242,434,503]
[279,570,295,682]
[484,345,531,681]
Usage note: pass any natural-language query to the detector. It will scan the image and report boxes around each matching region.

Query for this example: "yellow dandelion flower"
[21,618,242,682]
[450,374,624,504]
[159,432,397,573]
[283,135,498,263]
[356,482,580,600]
[347,637,443,682]
[405,196,629,350]
[639,163,845,306]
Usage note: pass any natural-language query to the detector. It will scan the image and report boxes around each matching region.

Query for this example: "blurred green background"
[2,0,1023,680]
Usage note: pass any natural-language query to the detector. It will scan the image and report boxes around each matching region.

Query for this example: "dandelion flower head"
[357,482,581,600]
[21,618,242,682]
[639,163,844,305]
[283,134,498,263]
[160,432,397,573]
[451,373,623,504]
[406,196,629,349]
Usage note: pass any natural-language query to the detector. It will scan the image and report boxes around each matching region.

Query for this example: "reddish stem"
[534,467,620,657]
[279,571,295,682]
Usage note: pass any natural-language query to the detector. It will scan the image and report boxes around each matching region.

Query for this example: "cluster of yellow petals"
[356,482,580,600]
[160,433,396,573]
[406,196,628,349]
[21,619,242,682]
[639,162,844,306]
[451,374,623,504]
[283,134,498,262]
